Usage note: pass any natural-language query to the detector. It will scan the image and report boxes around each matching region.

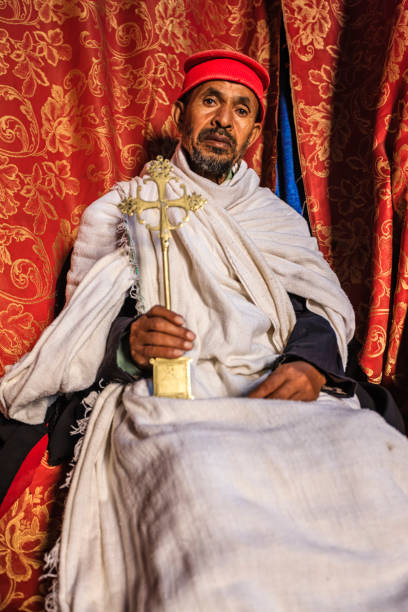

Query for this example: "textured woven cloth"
[57,383,408,611]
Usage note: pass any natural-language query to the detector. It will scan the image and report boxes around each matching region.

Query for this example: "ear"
[171,100,185,132]
[246,121,262,149]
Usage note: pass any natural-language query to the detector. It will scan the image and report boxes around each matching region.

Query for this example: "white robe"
[2,149,408,611]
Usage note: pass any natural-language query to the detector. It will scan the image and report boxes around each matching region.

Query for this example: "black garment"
[356,381,405,435]
[45,386,99,466]
[0,415,47,503]
[283,293,355,397]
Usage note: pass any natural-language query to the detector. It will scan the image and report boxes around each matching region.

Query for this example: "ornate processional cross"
[118,156,207,399]
[118,156,206,310]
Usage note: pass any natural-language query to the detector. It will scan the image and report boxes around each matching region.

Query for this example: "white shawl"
[0,147,353,420]
[68,146,354,362]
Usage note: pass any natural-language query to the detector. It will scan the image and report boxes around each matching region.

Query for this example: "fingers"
[248,369,283,399]
[248,361,326,402]
[143,305,186,327]
[129,305,196,368]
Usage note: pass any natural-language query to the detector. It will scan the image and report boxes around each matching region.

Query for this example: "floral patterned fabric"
[0,450,65,611]
[1,0,408,608]
[283,0,408,413]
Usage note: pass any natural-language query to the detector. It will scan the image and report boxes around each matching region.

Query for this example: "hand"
[129,305,195,369]
[248,360,326,401]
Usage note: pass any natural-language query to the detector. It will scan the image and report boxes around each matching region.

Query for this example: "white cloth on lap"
[58,382,408,611]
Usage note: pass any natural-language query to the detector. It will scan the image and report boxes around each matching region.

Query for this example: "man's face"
[172,80,262,182]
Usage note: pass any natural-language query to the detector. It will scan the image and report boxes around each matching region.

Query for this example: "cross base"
[150,356,194,399]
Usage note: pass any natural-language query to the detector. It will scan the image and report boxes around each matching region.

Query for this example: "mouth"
[202,135,232,150]
[200,132,233,151]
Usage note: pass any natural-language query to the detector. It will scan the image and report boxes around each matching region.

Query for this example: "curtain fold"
[283,0,408,413]
[368,0,408,407]
[2,0,408,607]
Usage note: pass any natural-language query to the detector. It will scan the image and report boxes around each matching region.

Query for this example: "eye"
[203,97,216,106]
[236,107,249,117]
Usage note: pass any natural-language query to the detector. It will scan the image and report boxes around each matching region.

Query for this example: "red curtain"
[283,0,408,414]
[2,0,408,608]
[0,449,65,612]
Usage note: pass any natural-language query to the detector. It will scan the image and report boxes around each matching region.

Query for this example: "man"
[107,49,352,404]
[1,50,408,611]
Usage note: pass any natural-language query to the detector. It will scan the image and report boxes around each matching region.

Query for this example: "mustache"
[198,127,236,148]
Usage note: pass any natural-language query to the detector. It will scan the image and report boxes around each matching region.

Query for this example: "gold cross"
[118,155,206,310]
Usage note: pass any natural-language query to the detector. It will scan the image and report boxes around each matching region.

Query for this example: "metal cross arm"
[133,181,193,244]
[118,156,206,309]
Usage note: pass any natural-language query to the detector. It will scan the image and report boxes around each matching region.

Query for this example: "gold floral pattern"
[1,0,408,606]
[155,0,195,54]
[41,86,83,157]
[284,0,332,61]
[0,303,38,369]
[308,64,334,99]
[0,156,20,218]
[0,0,275,380]
[0,30,10,76]
[284,0,408,411]
[0,452,66,612]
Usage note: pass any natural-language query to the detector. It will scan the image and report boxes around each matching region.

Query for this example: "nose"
[211,103,233,130]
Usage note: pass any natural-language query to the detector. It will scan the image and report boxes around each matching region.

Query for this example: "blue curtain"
[275,33,304,216]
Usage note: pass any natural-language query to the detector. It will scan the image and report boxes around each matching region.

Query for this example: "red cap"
[179,49,270,121]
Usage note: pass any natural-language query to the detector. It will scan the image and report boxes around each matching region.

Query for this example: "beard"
[182,126,249,181]
[189,145,234,178]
